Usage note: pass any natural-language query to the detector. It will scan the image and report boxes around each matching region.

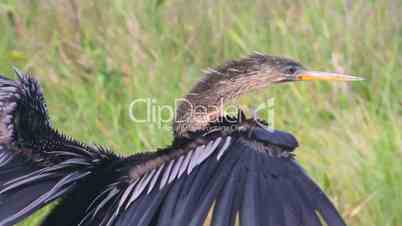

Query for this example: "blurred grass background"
[0,0,401,225]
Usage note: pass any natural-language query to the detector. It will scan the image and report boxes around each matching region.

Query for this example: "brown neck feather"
[173,71,266,137]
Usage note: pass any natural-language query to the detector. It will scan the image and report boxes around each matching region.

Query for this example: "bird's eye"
[283,66,298,75]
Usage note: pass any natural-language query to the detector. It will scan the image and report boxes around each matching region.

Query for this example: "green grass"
[0,0,401,225]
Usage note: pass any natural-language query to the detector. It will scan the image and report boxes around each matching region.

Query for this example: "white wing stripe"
[196,141,214,165]
[187,145,205,175]
[217,136,232,160]
[197,137,222,164]
[122,136,231,208]
[141,168,156,191]
[179,149,193,178]
[126,177,146,208]
[121,179,138,210]
[159,160,174,189]
[168,155,184,184]
[147,163,164,194]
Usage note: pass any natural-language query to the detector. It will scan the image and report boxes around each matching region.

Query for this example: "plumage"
[125,179,140,209]
[0,53,358,226]
[147,163,164,194]
[159,160,174,189]
[178,150,192,178]
[187,145,204,175]
[168,155,183,184]
[210,161,241,226]
[155,176,184,226]
[240,152,259,226]
[217,136,232,160]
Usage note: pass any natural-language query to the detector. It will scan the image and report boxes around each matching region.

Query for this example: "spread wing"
[0,70,115,226]
[81,127,347,226]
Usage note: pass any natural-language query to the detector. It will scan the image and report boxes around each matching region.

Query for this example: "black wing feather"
[170,158,219,225]
[289,161,346,226]
[210,161,241,226]
[187,148,242,226]
[240,148,259,226]
[0,71,116,225]
[86,129,346,226]
[155,177,184,226]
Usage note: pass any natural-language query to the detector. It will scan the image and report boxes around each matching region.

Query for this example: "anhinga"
[0,53,362,226]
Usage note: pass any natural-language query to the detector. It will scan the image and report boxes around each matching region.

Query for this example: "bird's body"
[0,53,362,226]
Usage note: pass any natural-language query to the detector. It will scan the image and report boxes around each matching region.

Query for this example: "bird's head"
[175,53,363,136]
[200,53,363,96]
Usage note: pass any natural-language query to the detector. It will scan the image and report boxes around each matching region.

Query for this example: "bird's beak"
[295,71,364,81]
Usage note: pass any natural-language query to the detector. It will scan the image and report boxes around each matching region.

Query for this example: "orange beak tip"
[297,71,365,82]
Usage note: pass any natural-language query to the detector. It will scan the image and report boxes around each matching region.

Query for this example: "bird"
[0,53,363,226]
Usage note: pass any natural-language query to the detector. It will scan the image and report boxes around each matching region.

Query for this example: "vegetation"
[0,0,401,225]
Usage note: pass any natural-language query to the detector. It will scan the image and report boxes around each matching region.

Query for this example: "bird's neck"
[173,93,226,137]
[173,77,251,136]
